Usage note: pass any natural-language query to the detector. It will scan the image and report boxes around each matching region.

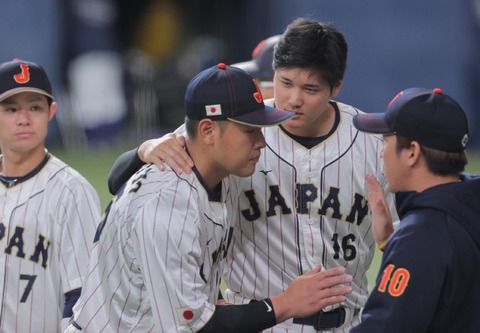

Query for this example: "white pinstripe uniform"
[223,99,397,332]
[0,152,101,333]
[67,163,238,332]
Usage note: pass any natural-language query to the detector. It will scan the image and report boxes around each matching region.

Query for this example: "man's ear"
[406,141,422,167]
[198,119,216,144]
[331,80,343,98]
[49,102,58,120]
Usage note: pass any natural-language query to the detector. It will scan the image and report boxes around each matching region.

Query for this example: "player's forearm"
[203,273,351,333]
[199,300,276,332]
[107,148,144,194]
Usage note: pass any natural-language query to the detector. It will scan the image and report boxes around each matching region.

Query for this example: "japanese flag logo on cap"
[205,104,222,116]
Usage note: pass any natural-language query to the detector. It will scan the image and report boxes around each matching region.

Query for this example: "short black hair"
[396,135,467,175]
[273,18,348,89]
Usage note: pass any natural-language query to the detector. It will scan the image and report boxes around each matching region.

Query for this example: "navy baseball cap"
[0,59,54,102]
[185,63,293,127]
[232,35,280,81]
[353,87,469,152]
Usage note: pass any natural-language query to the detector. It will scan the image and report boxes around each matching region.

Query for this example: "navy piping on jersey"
[278,101,340,149]
[186,147,222,202]
[0,153,51,188]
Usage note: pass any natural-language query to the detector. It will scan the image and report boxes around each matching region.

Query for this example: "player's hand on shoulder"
[138,133,193,174]
[365,173,394,247]
[270,265,352,322]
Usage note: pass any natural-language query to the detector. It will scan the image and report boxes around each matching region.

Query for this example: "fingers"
[319,265,346,277]
[275,266,352,321]
[303,264,322,275]
[315,291,350,309]
[139,134,194,174]
[153,157,166,172]
[174,132,187,147]
[365,173,382,195]
[365,173,394,244]
[365,173,386,213]
[305,269,353,314]
[300,266,351,290]
[138,137,168,163]
[314,267,352,289]
[161,148,193,174]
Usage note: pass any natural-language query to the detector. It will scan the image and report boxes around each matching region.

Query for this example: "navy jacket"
[352,177,480,332]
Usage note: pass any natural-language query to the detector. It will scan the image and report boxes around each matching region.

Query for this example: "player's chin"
[11,140,41,153]
[232,162,257,177]
[283,115,304,127]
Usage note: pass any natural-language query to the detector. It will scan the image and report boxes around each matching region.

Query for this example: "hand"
[216,299,229,305]
[365,173,394,245]
[270,265,352,323]
[137,133,194,174]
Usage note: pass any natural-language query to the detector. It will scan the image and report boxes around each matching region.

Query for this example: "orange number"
[377,264,410,296]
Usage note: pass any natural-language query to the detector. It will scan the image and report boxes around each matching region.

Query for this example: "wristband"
[376,239,387,251]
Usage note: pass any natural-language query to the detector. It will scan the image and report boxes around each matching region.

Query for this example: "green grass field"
[50,144,480,290]
[50,145,135,210]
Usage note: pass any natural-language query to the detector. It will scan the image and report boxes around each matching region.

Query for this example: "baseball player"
[351,87,480,332]
[0,59,101,332]
[233,35,281,99]
[66,64,352,332]
[107,19,399,332]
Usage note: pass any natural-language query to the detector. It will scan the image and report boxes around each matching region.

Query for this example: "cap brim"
[232,61,260,77]
[353,113,394,134]
[0,87,54,102]
[228,105,295,127]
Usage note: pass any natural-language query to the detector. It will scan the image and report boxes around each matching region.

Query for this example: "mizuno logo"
[262,300,272,312]
[260,170,272,175]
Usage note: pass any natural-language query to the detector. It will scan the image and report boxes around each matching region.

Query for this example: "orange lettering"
[14,64,30,84]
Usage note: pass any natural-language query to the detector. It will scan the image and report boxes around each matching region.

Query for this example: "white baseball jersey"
[223,100,397,332]
[0,152,101,333]
[69,163,237,332]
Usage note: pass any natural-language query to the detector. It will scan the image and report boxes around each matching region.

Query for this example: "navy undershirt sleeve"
[63,288,82,318]
[107,148,145,194]
[199,298,276,333]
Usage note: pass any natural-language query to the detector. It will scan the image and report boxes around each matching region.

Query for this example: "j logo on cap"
[14,64,31,84]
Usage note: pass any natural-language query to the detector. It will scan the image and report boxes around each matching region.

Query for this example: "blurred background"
[1,0,479,153]
[1,0,479,288]
[1,0,480,206]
